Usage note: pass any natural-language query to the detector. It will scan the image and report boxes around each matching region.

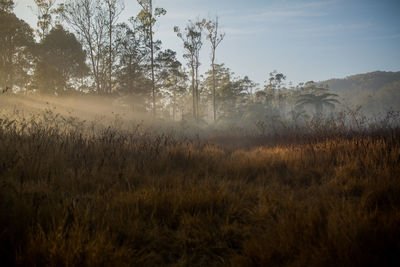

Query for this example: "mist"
[1,0,400,266]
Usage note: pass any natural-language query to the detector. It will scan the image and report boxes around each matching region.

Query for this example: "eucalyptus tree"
[32,0,57,40]
[61,0,109,93]
[240,76,258,96]
[205,16,225,122]
[104,0,124,93]
[174,19,205,121]
[153,50,186,119]
[115,21,149,97]
[168,68,188,121]
[264,70,286,109]
[154,49,181,89]
[136,0,166,116]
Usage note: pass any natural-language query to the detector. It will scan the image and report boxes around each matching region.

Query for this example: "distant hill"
[318,71,400,114]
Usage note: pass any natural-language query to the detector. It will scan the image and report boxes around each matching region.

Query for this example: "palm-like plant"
[296,92,340,115]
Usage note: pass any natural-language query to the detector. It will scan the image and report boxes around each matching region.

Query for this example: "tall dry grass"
[0,108,399,266]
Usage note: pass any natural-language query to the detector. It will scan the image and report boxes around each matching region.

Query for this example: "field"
[0,104,399,266]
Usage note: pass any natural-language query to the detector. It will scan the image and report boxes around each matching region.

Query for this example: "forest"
[1,0,400,266]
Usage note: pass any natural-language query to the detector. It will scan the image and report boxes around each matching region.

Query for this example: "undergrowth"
[0,109,399,266]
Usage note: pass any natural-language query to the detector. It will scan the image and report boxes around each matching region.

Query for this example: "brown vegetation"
[0,108,399,266]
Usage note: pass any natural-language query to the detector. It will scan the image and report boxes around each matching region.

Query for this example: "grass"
[0,108,399,266]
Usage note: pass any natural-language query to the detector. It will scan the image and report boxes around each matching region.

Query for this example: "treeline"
[0,0,341,123]
[321,71,400,115]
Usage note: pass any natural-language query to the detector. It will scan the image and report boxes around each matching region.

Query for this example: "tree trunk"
[108,6,112,94]
[191,65,196,120]
[195,64,200,122]
[149,0,156,117]
[212,61,216,122]
[173,89,176,121]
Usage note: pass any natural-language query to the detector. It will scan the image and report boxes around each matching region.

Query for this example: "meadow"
[0,105,399,266]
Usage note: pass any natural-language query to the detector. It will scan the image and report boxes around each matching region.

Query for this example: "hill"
[318,71,400,114]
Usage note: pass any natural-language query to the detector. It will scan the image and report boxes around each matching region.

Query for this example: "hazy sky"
[14,0,400,87]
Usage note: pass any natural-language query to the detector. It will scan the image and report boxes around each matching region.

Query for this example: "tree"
[296,91,340,115]
[239,76,258,96]
[34,25,88,94]
[174,19,205,121]
[202,64,251,121]
[205,16,225,122]
[104,0,123,93]
[263,70,287,109]
[31,0,57,40]
[167,68,188,120]
[0,9,35,91]
[154,49,181,86]
[268,71,286,89]
[115,22,149,95]
[61,0,109,93]
[153,49,184,118]
[136,0,166,117]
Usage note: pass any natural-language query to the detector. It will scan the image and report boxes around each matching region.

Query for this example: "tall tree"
[61,0,108,93]
[0,9,35,91]
[104,0,123,93]
[154,49,181,86]
[202,64,251,121]
[166,67,188,120]
[205,16,225,122]
[34,25,88,94]
[136,0,166,117]
[115,21,149,96]
[153,49,183,117]
[174,19,205,121]
[32,0,57,40]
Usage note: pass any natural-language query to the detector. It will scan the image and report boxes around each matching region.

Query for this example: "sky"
[13,0,400,87]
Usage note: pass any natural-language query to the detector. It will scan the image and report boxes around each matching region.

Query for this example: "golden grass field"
[0,104,399,266]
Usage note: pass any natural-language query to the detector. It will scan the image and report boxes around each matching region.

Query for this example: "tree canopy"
[34,25,89,94]
[0,9,34,90]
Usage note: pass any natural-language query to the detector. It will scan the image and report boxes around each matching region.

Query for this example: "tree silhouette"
[34,25,88,94]
[31,0,56,40]
[296,92,340,115]
[205,16,225,122]
[136,0,166,117]
[61,0,109,93]
[174,19,205,121]
[0,8,34,91]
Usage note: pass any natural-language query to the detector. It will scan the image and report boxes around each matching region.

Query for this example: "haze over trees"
[34,25,88,93]
[0,2,34,91]
[1,1,400,266]
[0,0,398,122]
